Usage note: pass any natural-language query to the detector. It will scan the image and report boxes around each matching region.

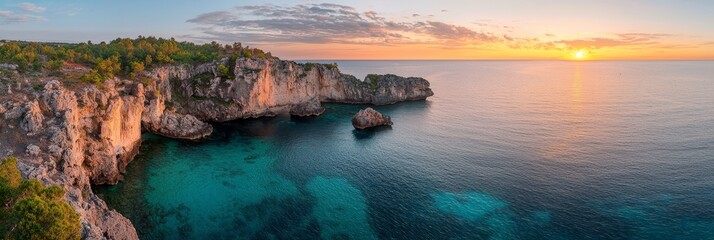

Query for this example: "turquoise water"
[95,61,714,239]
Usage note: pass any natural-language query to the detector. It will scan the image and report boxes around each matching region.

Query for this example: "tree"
[11,188,81,240]
[155,52,173,64]
[94,55,121,79]
[129,61,145,78]
[0,36,278,80]
[45,59,64,72]
[0,157,21,203]
[144,55,153,66]
[0,157,81,240]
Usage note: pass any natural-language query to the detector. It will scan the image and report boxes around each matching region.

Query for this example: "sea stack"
[352,108,393,129]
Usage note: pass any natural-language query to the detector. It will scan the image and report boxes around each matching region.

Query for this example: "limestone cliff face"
[141,80,213,140]
[156,58,433,122]
[320,74,435,105]
[2,79,142,239]
[0,57,433,239]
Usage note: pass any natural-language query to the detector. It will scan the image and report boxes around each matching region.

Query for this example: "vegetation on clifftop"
[0,157,81,240]
[366,74,379,89]
[298,62,339,77]
[0,36,276,84]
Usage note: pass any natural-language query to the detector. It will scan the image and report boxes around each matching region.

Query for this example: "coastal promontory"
[0,37,432,239]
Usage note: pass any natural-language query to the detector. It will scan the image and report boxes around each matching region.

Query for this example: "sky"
[1,0,714,60]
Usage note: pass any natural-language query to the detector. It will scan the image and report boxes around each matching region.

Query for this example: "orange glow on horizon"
[257,42,714,60]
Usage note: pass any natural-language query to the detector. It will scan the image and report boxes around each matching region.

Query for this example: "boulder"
[156,112,213,140]
[289,98,325,117]
[352,108,393,130]
[21,100,44,135]
[25,144,41,157]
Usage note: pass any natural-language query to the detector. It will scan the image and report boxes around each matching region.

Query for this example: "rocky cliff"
[2,79,142,239]
[159,58,433,121]
[0,57,432,239]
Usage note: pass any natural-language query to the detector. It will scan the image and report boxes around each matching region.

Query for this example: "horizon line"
[293,59,714,61]
[3,38,713,62]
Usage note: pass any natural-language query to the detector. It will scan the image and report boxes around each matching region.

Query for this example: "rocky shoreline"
[0,57,433,239]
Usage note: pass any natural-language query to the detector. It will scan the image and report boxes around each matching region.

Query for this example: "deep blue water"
[95,61,714,239]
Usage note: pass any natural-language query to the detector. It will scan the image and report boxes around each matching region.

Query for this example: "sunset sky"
[2,0,714,60]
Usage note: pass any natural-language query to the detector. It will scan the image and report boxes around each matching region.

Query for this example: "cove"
[95,61,714,240]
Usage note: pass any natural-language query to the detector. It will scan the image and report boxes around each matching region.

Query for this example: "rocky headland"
[0,55,432,239]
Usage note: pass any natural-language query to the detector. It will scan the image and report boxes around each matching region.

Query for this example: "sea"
[95,60,714,240]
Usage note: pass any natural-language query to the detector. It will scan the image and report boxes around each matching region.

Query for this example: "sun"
[574,49,587,59]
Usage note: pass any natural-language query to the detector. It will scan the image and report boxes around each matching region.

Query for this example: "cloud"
[518,32,680,51]
[472,20,516,30]
[186,3,504,46]
[556,34,667,49]
[185,2,692,57]
[0,9,46,24]
[16,2,46,13]
[55,5,82,16]
[557,37,653,49]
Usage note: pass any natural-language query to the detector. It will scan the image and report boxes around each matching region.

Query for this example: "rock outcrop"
[289,98,325,117]
[25,144,40,156]
[352,108,393,129]
[157,58,433,122]
[321,74,435,105]
[0,56,433,239]
[20,101,44,135]
[140,87,213,140]
[155,112,213,139]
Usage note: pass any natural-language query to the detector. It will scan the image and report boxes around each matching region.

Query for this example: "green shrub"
[0,157,81,240]
[45,59,64,72]
[366,74,379,89]
[323,63,338,70]
[302,62,315,72]
[217,64,230,78]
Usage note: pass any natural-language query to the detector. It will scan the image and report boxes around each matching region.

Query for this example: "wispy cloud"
[514,32,680,51]
[186,3,505,46]
[55,5,81,16]
[0,2,47,24]
[0,9,46,24]
[16,2,46,13]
